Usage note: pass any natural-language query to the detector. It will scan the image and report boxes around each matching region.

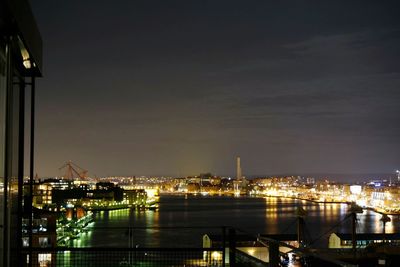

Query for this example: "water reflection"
[71,195,399,248]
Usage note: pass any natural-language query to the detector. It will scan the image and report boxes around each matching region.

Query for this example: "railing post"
[228,228,236,267]
[352,212,357,256]
[222,226,226,266]
[29,76,36,267]
[268,240,279,267]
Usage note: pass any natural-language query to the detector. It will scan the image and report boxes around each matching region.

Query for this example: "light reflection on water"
[70,195,400,248]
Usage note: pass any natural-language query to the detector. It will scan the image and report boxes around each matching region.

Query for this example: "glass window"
[22,237,29,247]
[38,253,52,267]
[38,237,49,247]
[0,41,7,267]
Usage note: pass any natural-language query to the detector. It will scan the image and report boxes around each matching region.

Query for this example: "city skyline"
[31,0,400,177]
[44,158,398,183]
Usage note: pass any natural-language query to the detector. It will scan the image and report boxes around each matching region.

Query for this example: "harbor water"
[71,195,400,248]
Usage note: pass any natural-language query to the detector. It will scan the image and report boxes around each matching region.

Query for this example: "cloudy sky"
[31,0,400,179]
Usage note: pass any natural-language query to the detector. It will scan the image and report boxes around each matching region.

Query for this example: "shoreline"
[159,192,400,215]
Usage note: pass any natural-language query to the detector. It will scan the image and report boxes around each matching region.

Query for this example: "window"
[22,237,29,247]
[38,253,52,267]
[39,237,49,247]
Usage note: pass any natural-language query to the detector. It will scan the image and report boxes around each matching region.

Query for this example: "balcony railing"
[23,247,224,267]
[21,226,360,267]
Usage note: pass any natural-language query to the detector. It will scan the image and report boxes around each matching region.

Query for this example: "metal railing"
[21,226,363,267]
[229,228,358,267]
[23,247,225,267]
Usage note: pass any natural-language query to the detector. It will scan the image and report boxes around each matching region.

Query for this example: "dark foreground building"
[0,0,42,266]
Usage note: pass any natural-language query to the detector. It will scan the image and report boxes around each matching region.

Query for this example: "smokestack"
[236,156,242,180]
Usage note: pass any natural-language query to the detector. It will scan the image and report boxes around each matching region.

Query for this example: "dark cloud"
[31,0,400,178]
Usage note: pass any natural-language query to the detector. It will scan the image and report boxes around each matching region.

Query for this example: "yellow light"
[247,248,255,255]
[211,251,222,261]
[145,188,159,198]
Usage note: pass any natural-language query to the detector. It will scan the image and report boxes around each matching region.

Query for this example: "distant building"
[306,177,315,185]
[123,189,147,206]
[328,232,400,249]
[31,183,53,209]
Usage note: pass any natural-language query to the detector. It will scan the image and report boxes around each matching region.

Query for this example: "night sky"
[31,1,400,179]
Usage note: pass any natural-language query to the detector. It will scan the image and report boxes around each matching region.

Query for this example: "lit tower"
[236,156,242,180]
[397,170,400,182]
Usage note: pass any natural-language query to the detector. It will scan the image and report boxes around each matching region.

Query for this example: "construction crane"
[59,160,88,180]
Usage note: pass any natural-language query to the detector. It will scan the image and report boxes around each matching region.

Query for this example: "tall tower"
[236,156,242,180]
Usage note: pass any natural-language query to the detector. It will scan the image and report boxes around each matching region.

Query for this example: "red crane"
[59,160,88,180]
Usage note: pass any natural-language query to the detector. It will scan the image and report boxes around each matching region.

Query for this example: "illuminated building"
[31,183,52,209]
[123,189,147,206]
[329,232,400,249]
[22,209,57,266]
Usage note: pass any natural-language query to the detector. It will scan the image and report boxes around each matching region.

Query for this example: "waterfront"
[71,195,400,249]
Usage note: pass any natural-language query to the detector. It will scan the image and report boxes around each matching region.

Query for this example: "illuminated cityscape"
[2,0,400,267]
[32,169,400,214]
[20,167,400,266]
